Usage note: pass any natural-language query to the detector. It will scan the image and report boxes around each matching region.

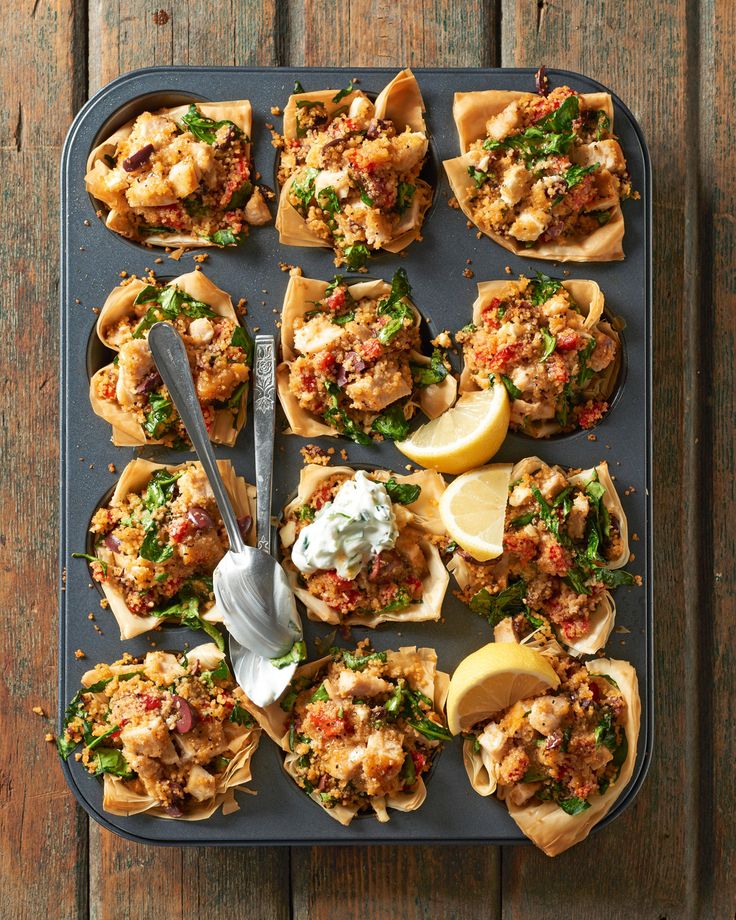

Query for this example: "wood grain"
[0,1,89,919]
[500,0,703,915]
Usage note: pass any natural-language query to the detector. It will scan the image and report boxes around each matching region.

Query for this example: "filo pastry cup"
[81,643,261,819]
[462,646,640,856]
[279,464,449,628]
[443,90,625,261]
[86,100,256,247]
[460,278,621,438]
[94,458,255,640]
[90,270,248,447]
[241,646,450,825]
[448,456,629,656]
[277,275,457,437]
[275,69,431,254]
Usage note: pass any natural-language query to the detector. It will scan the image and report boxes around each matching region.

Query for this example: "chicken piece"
[507,782,542,806]
[348,95,375,122]
[527,695,570,736]
[327,741,367,782]
[185,764,217,801]
[479,722,508,760]
[499,164,534,207]
[395,533,426,574]
[294,314,345,354]
[335,668,391,699]
[140,651,187,684]
[390,130,428,172]
[508,480,533,508]
[86,161,129,210]
[125,169,180,208]
[485,102,522,142]
[168,159,200,198]
[509,207,551,242]
[244,187,271,225]
[121,716,179,764]
[360,208,394,247]
[589,331,617,372]
[362,729,405,794]
[177,466,215,506]
[314,168,351,201]
[116,339,156,407]
[188,142,215,180]
[345,359,411,412]
[573,139,626,175]
[188,317,214,345]
[566,492,590,541]
[128,112,178,152]
[538,468,568,501]
[540,290,570,319]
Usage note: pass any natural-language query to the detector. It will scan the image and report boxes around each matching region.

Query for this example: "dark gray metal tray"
[59,66,652,846]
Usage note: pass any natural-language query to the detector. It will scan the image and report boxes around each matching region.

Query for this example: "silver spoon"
[148,323,302,703]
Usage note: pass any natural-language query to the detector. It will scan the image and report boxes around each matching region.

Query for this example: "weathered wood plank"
[286,0,498,67]
[699,0,736,915]
[86,5,289,919]
[291,845,500,920]
[286,4,503,917]
[88,0,278,94]
[500,1,699,916]
[0,1,89,918]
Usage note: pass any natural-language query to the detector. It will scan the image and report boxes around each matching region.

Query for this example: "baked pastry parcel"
[462,635,640,856]
[277,270,457,442]
[279,465,448,627]
[449,457,633,656]
[456,274,621,437]
[86,99,271,247]
[81,458,255,641]
[275,69,431,267]
[90,271,252,447]
[241,643,451,825]
[444,85,632,261]
[57,643,260,820]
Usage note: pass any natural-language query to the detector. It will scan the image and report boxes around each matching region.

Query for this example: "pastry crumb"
[300,445,333,466]
[169,247,185,261]
[587,433,597,441]
[74,649,86,659]
[463,268,474,278]
[45,733,55,743]
[448,197,459,209]
[270,106,282,116]
[431,331,452,349]
[504,265,512,274]
[108,463,116,473]
[32,706,45,716]
[100,598,109,609]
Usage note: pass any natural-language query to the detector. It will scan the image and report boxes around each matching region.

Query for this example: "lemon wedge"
[395,387,510,474]
[439,464,512,561]
[446,643,560,735]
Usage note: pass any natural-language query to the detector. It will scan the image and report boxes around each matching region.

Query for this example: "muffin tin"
[59,67,652,845]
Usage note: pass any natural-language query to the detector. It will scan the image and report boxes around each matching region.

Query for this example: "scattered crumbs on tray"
[83,218,91,227]
[300,445,334,466]
[119,270,128,278]
[74,649,86,660]
[154,257,163,264]
[91,307,100,315]
[615,625,631,634]
[448,196,459,209]
[88,612,95,620]
[404,464,413,471]
[270,106,282,116]
[463,267,474,278]
[476,231,483,239]
[108,463,116,473]
[504,265,512,274]
[253,326,260,332]
[100,598,109,610]
[339,449,348,461]
[88,464,94,470]
[587,433,597,442]
[169,247,185,261]
[633,575,643,586]
[74,298,81,304]
[632,532,640,541]
[466,220,473,229]
[79,246,85,252]
[624,485,637,496]
[629,553,636,563]
[32,706,45,716]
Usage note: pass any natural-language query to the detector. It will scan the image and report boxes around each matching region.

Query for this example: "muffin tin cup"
[59,67,652,846]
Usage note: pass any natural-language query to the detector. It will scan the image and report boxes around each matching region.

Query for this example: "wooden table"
[2,1,733,917]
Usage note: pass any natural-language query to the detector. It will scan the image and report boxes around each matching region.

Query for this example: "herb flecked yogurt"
[292,471,398,579]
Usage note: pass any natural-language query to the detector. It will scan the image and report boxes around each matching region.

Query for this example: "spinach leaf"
[564,163,599,188]
[396,181,415,214]
[372,403,410,441]
[380,588,413,613]
[139,525,173,564]
[181,104,242,145]
[564,565,591,595]
[145,469,182,511]
[317,186,341,216]
[467,165,489,187]
[230,701,256,728]
[400,753,416,787]
[384,479,421,505]
[529,272,563,306]
[344,242,370,270]
[92,748,134,778]
[594,707,618,750]
[226,180,253,210]
[57,691,93,759]
[227,382,247,411]
[72,552,107,576]
[593,210,613,225]
[200,658,231,686]
[500,374,522,399]
[152,594,225,650]
[331,648,387,671]
[280,686,299,712]
[310,683,330,702]
[376,269,415,343]
[558,795,591,815]
[132,284,217,338]
[408,717,452,742]
[483,96,580,165]
[469,581,528,627]
[510,512,535,528]
[597,568,636,588]
[143,392,174,440]
[540,327,557,361]
[292,167,319,210]
[293,80,305,93]
[323,381,372,444]
[593,110,611,141]
[385,681,405,716]
[86,724,120,752]
[576,338,597,387]
[410,349,448,387]
[612,726,628,770]
[331,311,355,326]
[522,766,548,783]
[271,639,307,669]
[231,324,254,364]
[332,81,355,103]
[297,504,316,522]
[209,228,245,246]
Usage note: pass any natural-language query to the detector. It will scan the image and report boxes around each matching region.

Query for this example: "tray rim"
[58,64,653,847]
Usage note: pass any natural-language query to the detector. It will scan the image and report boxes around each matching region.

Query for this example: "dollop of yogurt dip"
[291,471,398,579]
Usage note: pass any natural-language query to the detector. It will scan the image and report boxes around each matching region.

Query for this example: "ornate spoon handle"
[253,335,276,555]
